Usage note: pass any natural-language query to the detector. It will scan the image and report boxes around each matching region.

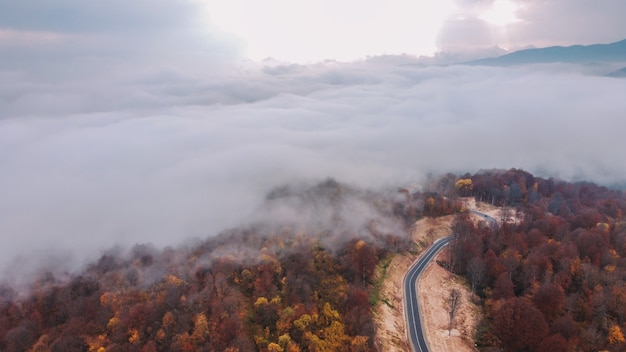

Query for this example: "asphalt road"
[404,236,454,352]
[404,210,497,352]
[469,209,498,227]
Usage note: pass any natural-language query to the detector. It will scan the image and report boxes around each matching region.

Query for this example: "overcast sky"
[1,0,625,277]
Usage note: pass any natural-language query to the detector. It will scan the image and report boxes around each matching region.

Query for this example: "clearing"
[374,201,503,351]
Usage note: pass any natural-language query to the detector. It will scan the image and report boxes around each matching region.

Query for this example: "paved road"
[404,236,454,352]
[469,209,498,227]
[404,210,497,352]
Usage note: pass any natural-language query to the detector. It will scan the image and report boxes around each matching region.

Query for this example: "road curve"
[403,236,454,352]
[469,209,498,227]
[403,210,497,351]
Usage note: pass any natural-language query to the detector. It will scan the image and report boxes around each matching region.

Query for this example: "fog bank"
[2,59,626,276]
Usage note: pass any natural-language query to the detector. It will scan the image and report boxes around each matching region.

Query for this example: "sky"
[1,0,626,278]
[204,0,626,61]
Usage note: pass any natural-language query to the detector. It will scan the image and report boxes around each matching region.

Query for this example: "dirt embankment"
[417,252,480,351]
[373,208,487,352]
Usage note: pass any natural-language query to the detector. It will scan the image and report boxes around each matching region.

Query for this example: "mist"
[2,18,626,279]
[2,58,625,277]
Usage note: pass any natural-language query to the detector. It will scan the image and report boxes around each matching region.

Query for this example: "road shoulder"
[373,215,456,350]
[417,252,480,352]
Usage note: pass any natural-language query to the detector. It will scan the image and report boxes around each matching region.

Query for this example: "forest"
[446,169,626,351]
[0,179,424,352]
[1,170,625,351]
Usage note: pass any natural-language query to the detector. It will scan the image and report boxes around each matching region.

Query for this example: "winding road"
[404,210,497,352]
[470,209,498,227]
[403,236,453,352]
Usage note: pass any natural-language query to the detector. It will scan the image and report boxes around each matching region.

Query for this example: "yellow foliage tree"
[254,296,270,307]
[455,179,473,196]
[278,333,292,348]
[277,307,295,334]
[305,332,331,352]
[354,240,366,250]
[350,336,369,351]
[294,314,311,331]
[321,321,349,349]
[319,302,340,327]
[608,325,625,344]
[163,311,175,327]
[107,317,120,332]
[190,313,210,345]
[165,275,184,286]
[285,342,302,352]
[128,329,140,345]
[267,342,284,352]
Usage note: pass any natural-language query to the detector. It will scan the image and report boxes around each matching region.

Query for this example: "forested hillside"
[1,179,449,352]
[3,170,625,352]
[447,169,626,351]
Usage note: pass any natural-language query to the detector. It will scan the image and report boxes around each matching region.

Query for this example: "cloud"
[509,0,626,46]
[0,0,242,83]
[0,0,197,33]
[439,0,626,51]
[2,56,626,277]
[1,0,626,279]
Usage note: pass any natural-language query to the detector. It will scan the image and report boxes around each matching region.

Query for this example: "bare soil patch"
[374,215,480,351]
[417,253,480,352]
[465,198,523,225]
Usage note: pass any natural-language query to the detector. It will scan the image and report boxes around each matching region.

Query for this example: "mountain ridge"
[468,38,626,66]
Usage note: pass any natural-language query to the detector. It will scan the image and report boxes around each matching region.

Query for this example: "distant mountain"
[469,39,626,66]
[607,66,626,77]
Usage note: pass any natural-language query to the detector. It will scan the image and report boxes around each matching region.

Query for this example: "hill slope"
[469,39,626,66]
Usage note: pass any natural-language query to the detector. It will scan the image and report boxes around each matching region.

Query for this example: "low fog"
[2,59,626,277]
[2,0,626,279]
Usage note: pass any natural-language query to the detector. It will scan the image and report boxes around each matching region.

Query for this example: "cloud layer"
[2,58,626,275]
[1,0,626,277]
[440,0,626,51]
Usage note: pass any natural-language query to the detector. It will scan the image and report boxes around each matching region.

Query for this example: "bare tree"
[467,257,486,293]
[448,289,461,335]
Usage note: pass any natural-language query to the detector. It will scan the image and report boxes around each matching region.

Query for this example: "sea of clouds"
[2,0,626,279]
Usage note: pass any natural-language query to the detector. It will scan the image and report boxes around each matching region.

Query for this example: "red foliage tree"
[491,273,515,300]
[536,334,568,352]
[494,297,549,351]
[532,281,565,321]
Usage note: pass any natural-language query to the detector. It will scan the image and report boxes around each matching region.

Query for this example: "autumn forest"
[2,170,626,352]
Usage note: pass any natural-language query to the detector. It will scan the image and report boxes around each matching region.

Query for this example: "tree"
[341,240,377,285]
[455,179,473,196]
[190,313,209,346]
[467,257,486,293]
[494,297,548,351]
[608,325,625,345]
[320,321,349,350]
[536,334,568,352]
[267,342,284,352]
[4,323,36,352]
[29,334,50,352]
[448,289,461,335]
[532,281,565,321]
[50,336,89,352]
[491,273,514,300]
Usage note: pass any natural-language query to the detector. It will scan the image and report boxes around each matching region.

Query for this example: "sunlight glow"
[479,0,521,26]
[203,0,457,63]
